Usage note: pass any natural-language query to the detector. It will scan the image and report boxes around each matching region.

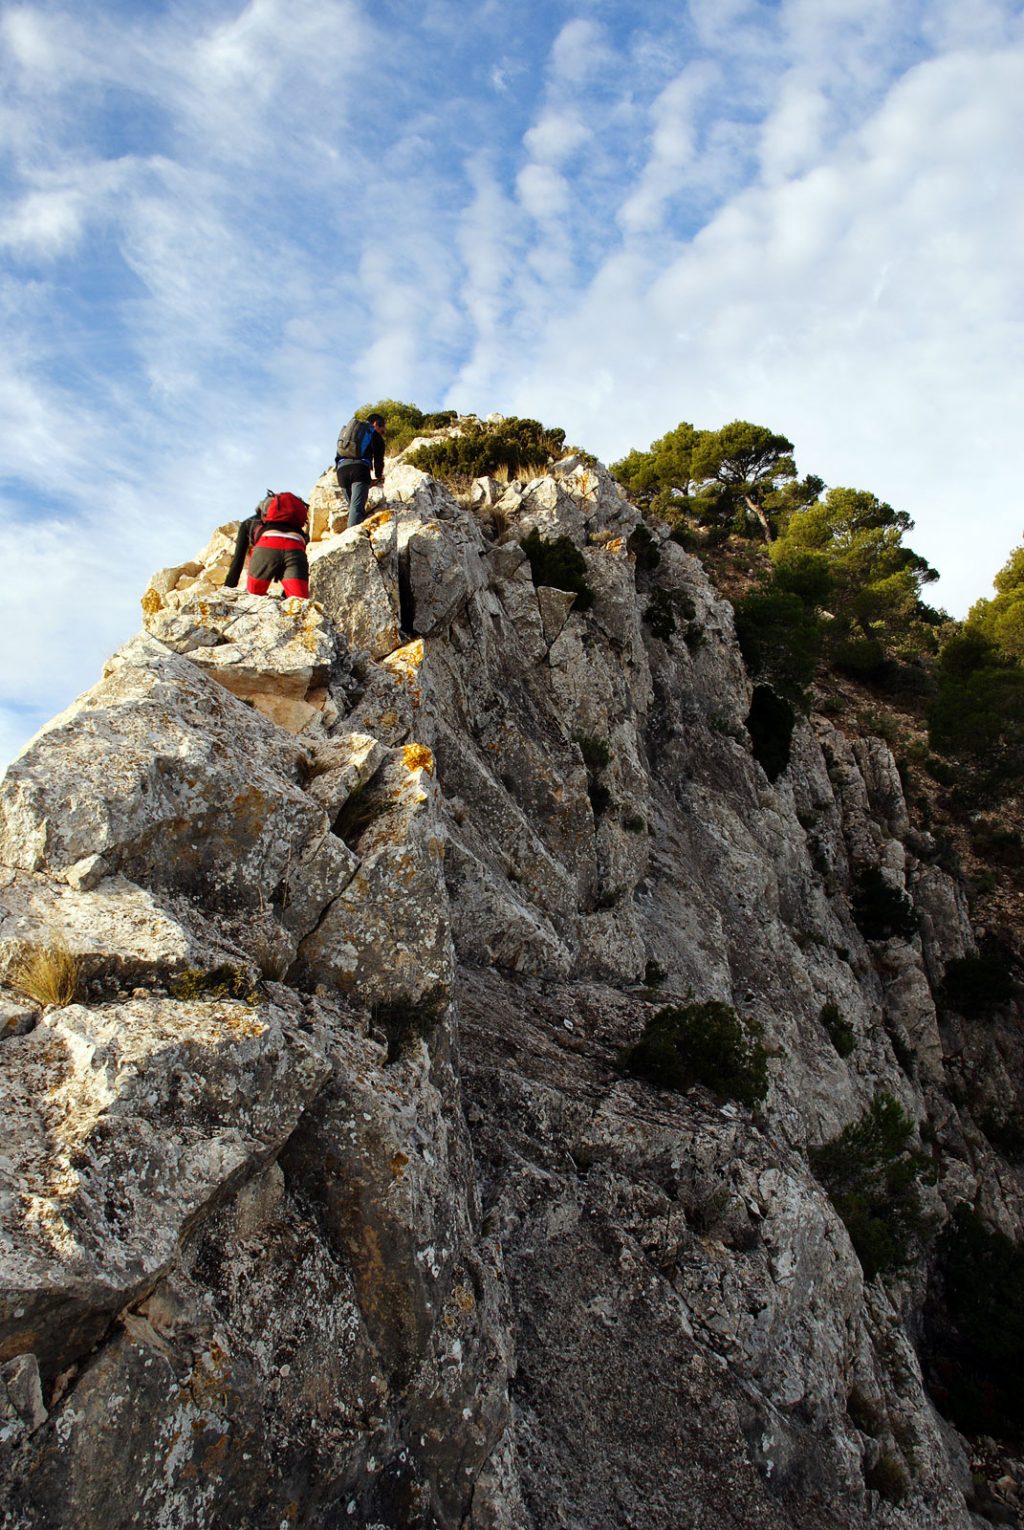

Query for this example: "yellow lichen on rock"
[403,743,435,776]
[140,588,164,615]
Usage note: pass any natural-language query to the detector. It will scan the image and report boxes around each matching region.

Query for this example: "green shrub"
[927,1206,1024,1439]
[620,1001,769,1108]
[745,685,795,782]
[852,866,918,942]
[810,1093,933,1280]
[644,586,676,640]
[373,990,446,1063]
[520,528,594,611]
[942,953,1015,1018]
[978,1110,1024,1162]
[623,813,647,834]
[970,820,1022,865]
[832,635,889,681]
[820,1001,856,1057]
[627,523,661,572]
[574,732,611,816]
[574,734,611,773]
[643,959,667,988]
[732,587,821,705]
[407,415,566,486]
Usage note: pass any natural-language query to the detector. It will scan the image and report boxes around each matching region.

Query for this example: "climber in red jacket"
[243,492,311,598]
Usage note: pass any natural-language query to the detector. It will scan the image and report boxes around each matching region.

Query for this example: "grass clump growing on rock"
[620,1001,769,1108]
[520,528,594,611]
[171,965,258,1004]
[810,1093,933,1280]
[11,937,81,1008]
[820,1001,856,1058]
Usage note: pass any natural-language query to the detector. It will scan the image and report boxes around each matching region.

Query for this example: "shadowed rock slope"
[0,444,1014,1527]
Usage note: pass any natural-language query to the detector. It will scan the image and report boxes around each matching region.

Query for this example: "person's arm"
[224,517,255,587]
[371,432,385,482]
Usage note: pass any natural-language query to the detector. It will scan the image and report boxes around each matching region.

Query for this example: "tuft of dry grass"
[11,937,82,1008]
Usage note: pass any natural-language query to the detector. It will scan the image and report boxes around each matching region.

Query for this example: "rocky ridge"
[0,440,1013,1527]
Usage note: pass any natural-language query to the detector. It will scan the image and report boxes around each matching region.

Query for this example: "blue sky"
[2,0,1023,765]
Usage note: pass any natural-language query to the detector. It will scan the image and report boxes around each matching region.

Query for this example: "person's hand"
[372,477,384,486]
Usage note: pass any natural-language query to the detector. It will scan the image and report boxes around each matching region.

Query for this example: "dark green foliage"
[820,1001,856,1057]
[745,686,795,783]
[574,733,611,815]
[923,754,957,787]
[832,635,889,681]
[627,523,661,571]
[520,528,594,611]
[852,866,919,942]
[644,586,676,640]
[978,1110,1024,1162]
[171,964,257,1004]
[574,734,611,772]
[810,1093,933,1280]
[622,813,647,834]
[970,820,1022,865]
[374,991,446,1064]
[732,587,821,705]
[927,626,1024,798]
[865,1453,909,1502]
[407,415,566,486]
[927,1206,1024,1439]
[643,959,667,987]
[942,954,1015,1018]
[619,1001,769,1108]
[356,399,457,456]
[772,547,834,608]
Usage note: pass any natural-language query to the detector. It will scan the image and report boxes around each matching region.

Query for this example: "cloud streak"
[2,0,1023,766]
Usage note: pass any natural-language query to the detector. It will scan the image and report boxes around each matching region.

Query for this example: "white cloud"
[617,62,720,234]
[501,37,1024,619]
[523,109,591,165]
[550,18,610,82]
[516,161,570,219]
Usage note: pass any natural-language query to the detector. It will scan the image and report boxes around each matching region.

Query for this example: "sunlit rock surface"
[0,438,1004,1528]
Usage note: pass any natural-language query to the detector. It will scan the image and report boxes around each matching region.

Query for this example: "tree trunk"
[744,494,773,542]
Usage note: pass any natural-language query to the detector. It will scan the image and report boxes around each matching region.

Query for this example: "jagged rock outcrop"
[0,438,1012,1528]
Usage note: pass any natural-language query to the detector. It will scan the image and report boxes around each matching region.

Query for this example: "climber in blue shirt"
[335,412,386,527]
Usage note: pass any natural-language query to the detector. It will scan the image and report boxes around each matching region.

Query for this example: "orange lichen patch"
[606,538,627,555]
[140,588,163,615]
[383,640,426,698]
[427,835,446,861]
[403,743,435,776]
[203,1434,230,1474]
[453,1283,476,1313]
[365,509,394,529]
[390,1151,410,1178]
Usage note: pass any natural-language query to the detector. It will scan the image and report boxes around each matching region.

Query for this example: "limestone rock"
[308,527,402,660]
[141,587,340,733]
[0,994,329,1379]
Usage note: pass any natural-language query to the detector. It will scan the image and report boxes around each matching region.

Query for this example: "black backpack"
[336,417,372,460]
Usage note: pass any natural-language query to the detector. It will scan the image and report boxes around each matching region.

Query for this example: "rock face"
[0,442,1011,1528]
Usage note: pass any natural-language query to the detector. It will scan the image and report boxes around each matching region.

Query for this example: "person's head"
[369,413,386,433]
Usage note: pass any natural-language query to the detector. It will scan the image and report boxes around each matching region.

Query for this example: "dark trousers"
[336,460,371,526]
